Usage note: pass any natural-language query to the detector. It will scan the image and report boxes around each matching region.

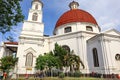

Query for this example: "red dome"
[55,9,98,28]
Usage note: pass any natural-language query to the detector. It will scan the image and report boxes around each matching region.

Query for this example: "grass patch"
[11,77,104,80]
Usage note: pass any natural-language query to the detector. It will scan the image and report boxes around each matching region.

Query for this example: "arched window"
[92,48,99,67]
[35,4,38,9]
[32,13,38,21]
[64,27,72,33]
[115,54,120,61]
[86,26,93,31]
[62,45,70,53]
[25,53,33,67]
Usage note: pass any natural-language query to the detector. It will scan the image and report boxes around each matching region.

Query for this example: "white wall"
[49,31,97,73]
[17,37,49,74]
[0,43,5,58]
[21,21,44,36]
[87,33,120,74]
[103,35,120,74]
[54,22,100,35]
[87,36,104,74]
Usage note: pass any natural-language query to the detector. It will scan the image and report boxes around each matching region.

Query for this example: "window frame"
[64,27,72,33]
[35,4,38,9]
[92,48,99,67]
[25,53,33,67]
[62,45,70,53]
[86,26,93,31]
[32,13,38,21]
[115,54,120,61]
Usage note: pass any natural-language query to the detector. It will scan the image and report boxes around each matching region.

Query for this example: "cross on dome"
[69,1,79,10]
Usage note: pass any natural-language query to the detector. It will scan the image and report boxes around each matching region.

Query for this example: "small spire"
[33,0,39,2]
[32,0,43,7]
[32,0,42,3]
[69,1,79,10]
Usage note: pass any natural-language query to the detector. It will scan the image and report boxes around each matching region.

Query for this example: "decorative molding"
[50,32,89,42]
[29,9,42,13]
[24,47,36,54]
[102,39,111,42]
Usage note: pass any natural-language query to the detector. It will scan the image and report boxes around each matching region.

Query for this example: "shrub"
[52,70,59,77]
[67,71,82,77]
[68,72,74,77]
[59,73,65,78]
[74,71,82,77]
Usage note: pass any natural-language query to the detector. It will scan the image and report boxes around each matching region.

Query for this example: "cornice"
[29,9,42,13]
[49,31,97,42]
[24,20,43,24]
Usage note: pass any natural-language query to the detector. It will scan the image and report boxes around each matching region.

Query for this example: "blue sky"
[0,0,120,42]
[20,0,120,35]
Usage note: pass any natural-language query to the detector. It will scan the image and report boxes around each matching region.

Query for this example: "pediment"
[24,47,36,54]
[103,29,120,36]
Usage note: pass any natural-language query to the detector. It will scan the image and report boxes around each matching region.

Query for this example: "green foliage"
[68,72,74,77]
[0,0,24,34]
[54,43,67,67]
[69,53,85,71]
[74,71,82,77]
[67,71,82,77]
[53,43,84,71]
[35,43,84,74]
[59,72,65,78]
[0,56,18,71]
[35,53,61,70]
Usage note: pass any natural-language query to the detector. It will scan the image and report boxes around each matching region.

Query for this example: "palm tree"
[64,50,85,72]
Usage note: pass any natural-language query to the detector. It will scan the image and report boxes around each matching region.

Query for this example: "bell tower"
[17,0,45,74]
[21,0,44,36]
[28,0,43,23]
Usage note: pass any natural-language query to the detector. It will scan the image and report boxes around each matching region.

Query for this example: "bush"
[59,73,65,78]
[67,71,82,77]
[68,72,74,77]
[52,70,59,77]
[74,71,82,77]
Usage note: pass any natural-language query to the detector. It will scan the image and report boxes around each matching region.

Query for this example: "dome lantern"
[69,1,79,10]
[32,0,43,7]
[33,0,40,2]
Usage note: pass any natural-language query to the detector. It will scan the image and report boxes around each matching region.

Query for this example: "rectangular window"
[86,26,93,31]
[93,48,99,67]
[64,27,72,33]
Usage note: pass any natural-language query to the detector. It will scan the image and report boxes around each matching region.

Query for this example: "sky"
[20,0,120,35]
[0,0,120,42]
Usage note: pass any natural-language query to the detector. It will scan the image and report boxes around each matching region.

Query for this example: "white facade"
[0,0,120,75]
[87,30,120,74]
[54,22,100,35]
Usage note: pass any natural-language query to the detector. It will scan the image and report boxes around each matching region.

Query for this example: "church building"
[0,0,120,76]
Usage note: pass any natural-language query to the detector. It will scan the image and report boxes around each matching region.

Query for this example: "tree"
[0,56,18,73]
[53,43,67,67]
[0,0,24,34]
[35,53,61,70]
[53,43,84,71]
[68,53,85,72]
[35,43,85,75]
[63,50,85,72]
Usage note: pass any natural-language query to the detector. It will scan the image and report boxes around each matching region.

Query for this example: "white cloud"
[78,0,120,31]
